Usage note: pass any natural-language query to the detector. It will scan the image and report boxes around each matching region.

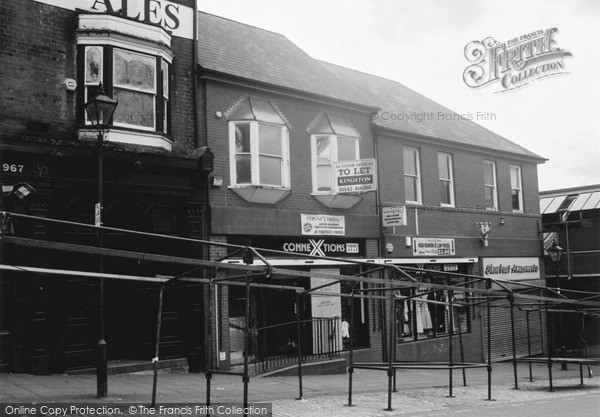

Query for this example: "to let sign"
[413,238,455,256]
[333,158,377,193]
[382,206,407,227]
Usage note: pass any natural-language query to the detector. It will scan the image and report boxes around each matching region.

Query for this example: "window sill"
[78,128,173,151]
[229,185,292,204]
[312,193,362,209]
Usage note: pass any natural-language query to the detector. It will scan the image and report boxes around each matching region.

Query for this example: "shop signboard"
[412,238,455,256]
[301,213,345,236]
[482,257,540,281]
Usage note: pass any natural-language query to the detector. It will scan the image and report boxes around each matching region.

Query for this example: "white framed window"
[484,160,498,210]
[311,134,360,193]
[404,147,422,204]
[438,152,455,206]
[83,46,170,134]
[229,121,289,187]
[510,165,523,212]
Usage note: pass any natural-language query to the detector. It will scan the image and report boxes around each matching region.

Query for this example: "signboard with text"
[482,257,540,280]
[333,158,377,193]
[34,0,194,39]
[412,238,455,256]
[382,206,407,227]
[301,214,345,236]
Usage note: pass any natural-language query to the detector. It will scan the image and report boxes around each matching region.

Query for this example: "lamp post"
[546,241,565,366]
[84,83,118,398]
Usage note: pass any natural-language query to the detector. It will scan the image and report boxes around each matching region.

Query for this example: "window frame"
[484,160,498,210]
[438,152,455,207]
[310,134,360,195]
[510,165,524,212]
[403,147,422,204]
[82,45,170,135]
[228,120,290,188]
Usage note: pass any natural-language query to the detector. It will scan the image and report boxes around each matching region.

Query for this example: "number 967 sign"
[3,163,24,173]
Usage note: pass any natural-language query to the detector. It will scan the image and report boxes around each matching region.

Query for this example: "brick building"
[196,12,546,368]
[0,0,211,374]
[539,185,600,356]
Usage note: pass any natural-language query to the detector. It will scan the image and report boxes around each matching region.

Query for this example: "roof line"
[197,10,291,40]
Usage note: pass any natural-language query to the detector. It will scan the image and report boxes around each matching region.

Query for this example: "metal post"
[205,280,214,407]
[295,293,303,400]
[242,274,251,411]
[151,286,165,407]
[347,292,355,407]
[545,302,554,392]
[457,307,467,387]
[510,296,518,389]
[96,130,107,398]
[447,290,454,398]
[486,293,493,401]
[386,278,394,411]
[392,299,397,393]
[526,310,533,381]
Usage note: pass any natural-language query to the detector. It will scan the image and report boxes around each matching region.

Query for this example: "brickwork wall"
[377,133,542,259]
[204,81,379,237]
[0,0,196,153]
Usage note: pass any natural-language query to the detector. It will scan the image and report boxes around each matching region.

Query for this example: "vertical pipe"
[151,286,165,407]
[448,291,454,397]
[205,280,214,407]
[243,274,251,410]
[510,297,518,390]
[296,293,303,400]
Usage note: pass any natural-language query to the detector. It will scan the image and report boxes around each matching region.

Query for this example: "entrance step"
[67,358,189,375]
[260,358,347,377]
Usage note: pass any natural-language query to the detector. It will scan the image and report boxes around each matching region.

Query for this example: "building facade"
[196,12,547,368]
[540,185,600,357]
[0,0,211,374]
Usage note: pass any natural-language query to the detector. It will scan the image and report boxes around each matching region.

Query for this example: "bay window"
[77,13,173,150]
[309,113,362,209]
[227,97,291,204]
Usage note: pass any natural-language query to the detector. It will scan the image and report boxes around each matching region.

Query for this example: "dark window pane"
[404,148,417,175]
[235,155,251,184]
[235,124,251,153]
[405,177,417,202]
[440,181,451,205]
[512,190,521,210]
[317,165,332,192]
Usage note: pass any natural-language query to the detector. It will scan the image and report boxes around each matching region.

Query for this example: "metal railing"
[251,317,342,373]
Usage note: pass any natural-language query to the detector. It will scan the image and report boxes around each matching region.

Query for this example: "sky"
[197,0,599,192]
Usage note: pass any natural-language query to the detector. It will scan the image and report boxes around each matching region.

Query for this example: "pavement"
[1,361,600,416]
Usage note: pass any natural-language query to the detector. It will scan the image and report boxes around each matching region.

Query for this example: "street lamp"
[546,241,565,365]
[84,83,117,398]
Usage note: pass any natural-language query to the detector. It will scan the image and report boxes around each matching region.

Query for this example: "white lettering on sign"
[34,0,194,39]
[333,158,377,194]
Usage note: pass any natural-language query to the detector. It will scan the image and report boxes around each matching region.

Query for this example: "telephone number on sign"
[338,185,374,193]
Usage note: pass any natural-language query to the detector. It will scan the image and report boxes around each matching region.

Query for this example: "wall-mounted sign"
[333,158,377,193]
[482,257,540,280]
[412,238,455,256]
[301,214,345,236]
[34,0,194,39]
[382,206,407,227]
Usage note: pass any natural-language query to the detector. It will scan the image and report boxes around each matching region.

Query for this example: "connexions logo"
[463,28,572,92]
